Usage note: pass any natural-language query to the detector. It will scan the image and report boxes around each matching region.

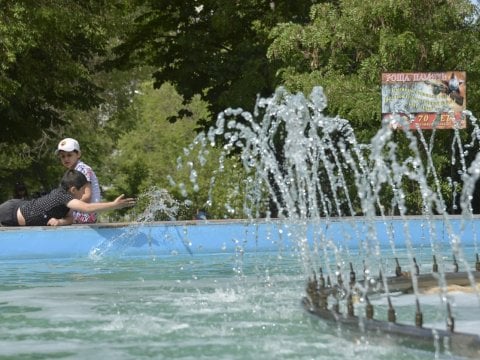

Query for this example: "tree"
[111,0,315,127]
[106,82,249,220]
[0,1,114,144]
[0,1,140,201]
[266,0,480,214]
[267,0,480,140]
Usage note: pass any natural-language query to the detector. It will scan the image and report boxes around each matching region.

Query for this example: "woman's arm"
[47,210,74,226]
[67,194,135,213]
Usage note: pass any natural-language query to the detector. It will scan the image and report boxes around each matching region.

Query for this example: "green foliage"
[0,1,112,144]
[105,82,248,220]
[268,0,480,124]
[2,0,480,219]
[265,0,480,214]
[111,0,314,125]
[0,1,130,201]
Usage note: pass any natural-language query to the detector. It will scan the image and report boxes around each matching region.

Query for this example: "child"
[0,170,135,227]
[13,182,29,200]
[56,138,101,223]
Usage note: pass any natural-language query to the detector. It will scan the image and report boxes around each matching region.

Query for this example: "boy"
[0,170,135,226]
[56,138,101,223]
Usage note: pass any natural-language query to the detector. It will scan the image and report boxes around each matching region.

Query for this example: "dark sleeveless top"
[19,187,74,226]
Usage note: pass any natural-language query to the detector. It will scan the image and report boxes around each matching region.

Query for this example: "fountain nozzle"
[413,257,419,276]
[349,262,356,287]
[452,254,459,272]
[318,267,325,288]
[446,302,455,332]
[347,294,354,317]
[395,258,402,277]
[387,296,396,323]
[365,296,374,319]
[415,299,423,328]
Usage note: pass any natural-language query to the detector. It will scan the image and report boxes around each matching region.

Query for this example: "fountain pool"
[0,242,478,360]
[0,216,479,359]
[2,85,480,358]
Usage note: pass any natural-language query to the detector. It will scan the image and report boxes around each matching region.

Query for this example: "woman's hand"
[113,194,136,209]
[47,217,72,226]
[47,218,61,226]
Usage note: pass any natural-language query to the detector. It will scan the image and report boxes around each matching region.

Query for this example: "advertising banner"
[382,71,466,129]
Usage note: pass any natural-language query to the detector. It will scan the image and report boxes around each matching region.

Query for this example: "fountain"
[2,86,480,359]
[174,86,480,358]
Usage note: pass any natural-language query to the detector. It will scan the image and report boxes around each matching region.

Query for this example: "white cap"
[56,138,80,154]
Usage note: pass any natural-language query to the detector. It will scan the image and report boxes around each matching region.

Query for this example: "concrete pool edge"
[1,215,479,258]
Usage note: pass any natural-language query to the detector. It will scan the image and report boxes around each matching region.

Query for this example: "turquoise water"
[0,250,478,359]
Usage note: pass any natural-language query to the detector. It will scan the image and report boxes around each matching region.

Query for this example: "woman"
[0,170,135,226]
